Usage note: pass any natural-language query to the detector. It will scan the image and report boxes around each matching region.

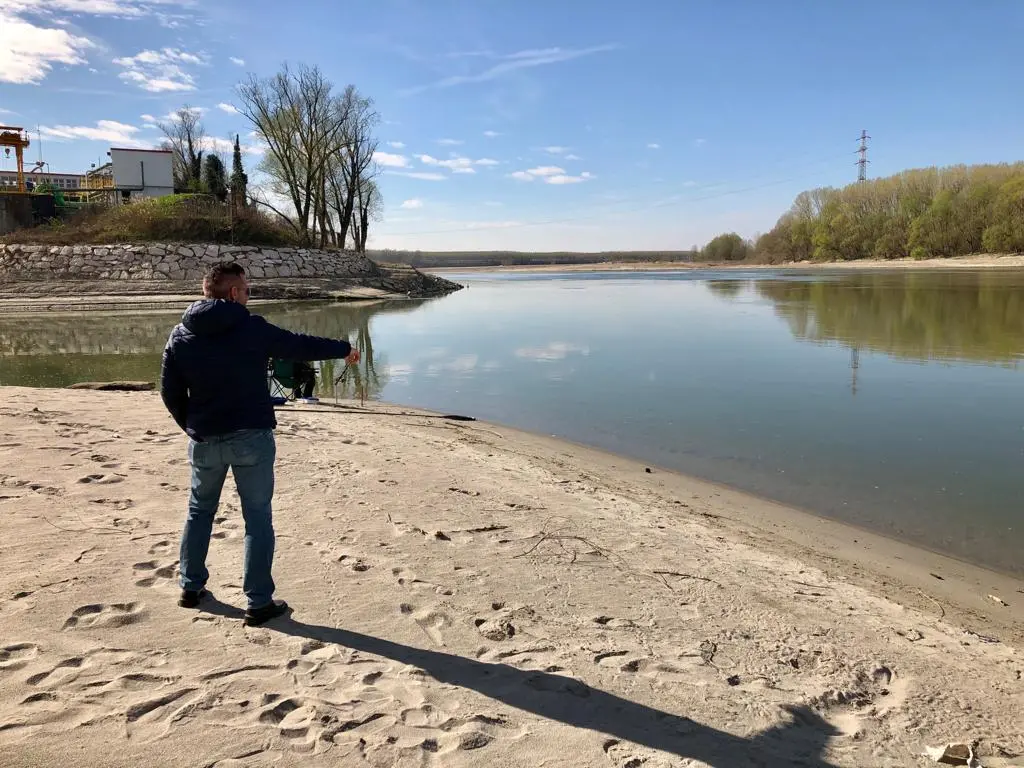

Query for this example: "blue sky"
[2,0,1023,251]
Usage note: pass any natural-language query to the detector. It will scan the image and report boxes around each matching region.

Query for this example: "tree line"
[159,63,379,252]
[371,250,699,268]
[698,162,1024,263]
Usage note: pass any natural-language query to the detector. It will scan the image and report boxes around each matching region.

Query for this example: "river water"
[2,268,1021,575]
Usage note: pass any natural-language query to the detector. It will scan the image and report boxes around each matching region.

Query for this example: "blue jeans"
[179,429,277,609]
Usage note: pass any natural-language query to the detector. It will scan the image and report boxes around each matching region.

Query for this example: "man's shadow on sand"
[202,599,840,767]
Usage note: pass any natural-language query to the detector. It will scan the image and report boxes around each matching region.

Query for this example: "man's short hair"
[203,262,246,299]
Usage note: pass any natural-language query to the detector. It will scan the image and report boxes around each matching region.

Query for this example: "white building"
[0,170,85,190]
[108,148,174,199]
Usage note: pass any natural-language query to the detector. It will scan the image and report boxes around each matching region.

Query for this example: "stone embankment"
[0,243,461,307]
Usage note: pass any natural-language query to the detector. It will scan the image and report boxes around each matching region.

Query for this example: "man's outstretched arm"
[257,316,356,362]
[160,345,189,432]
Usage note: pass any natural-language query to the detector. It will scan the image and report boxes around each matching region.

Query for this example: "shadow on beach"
[202,598,840,767]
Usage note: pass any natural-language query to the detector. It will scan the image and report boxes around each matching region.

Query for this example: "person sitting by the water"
[292,360,317,400]
[159,261,359,626]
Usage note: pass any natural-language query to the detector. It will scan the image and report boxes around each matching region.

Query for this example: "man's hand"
[345,348,361,365]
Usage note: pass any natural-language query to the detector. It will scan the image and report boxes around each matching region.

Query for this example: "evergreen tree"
[203,154,228,202]
[230,135,249,209]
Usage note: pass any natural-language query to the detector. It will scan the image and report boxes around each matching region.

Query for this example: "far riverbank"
[431,253,1024,273]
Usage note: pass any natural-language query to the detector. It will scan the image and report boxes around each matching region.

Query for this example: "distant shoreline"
[429,253,1024,273]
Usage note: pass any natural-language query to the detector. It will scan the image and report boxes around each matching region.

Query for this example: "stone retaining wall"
[0,243,379,281]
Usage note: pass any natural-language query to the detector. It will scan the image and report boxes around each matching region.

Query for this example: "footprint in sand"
[77,473,124,485]
[400,603,451,647]
[63,602,146,630]
[0,643,40,673]
[809,664,908,737]
[148,539,174,556]
[88,455,121,470]
[334,553,373,573]
[391,567,453,596]
[133,560,178,588]
[26,656,88,687]
[254,695,377,751]
[474,614,516,642]
[603,738,669,768]
[88,497,134,511]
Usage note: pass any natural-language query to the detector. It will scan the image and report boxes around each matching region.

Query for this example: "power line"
[857,130,871,182]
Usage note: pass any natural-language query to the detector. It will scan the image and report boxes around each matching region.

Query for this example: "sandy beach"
[1,387,1021,767]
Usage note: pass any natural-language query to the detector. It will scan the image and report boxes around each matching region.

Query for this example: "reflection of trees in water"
[705,280,751,299]
[318,312,389,401]
[757,272,1024,364]
[0,299,430,389]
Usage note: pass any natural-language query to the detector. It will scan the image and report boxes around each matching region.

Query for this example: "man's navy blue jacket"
[160,299,352,440]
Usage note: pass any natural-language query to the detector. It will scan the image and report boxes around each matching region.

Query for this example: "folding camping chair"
[268,359,298,405]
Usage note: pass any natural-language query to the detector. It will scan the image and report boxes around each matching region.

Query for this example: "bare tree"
[326,86,379,249]
[237,64,355,246]
[349,177,381,253]
[158,105,206,192]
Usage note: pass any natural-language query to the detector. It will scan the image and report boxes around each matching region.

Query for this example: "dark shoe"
[244,599,289,627]
[178,589,208,608]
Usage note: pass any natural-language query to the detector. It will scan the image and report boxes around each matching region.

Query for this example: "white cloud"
[515,342,590,361]
[0,0,194,16]
[437,138,463,146]
[387,141,405,149]
[140,113,157,122]
[386,171,447,181]
[205,136,258,155]
[527,166,564,177]
[510,166,592,184]
[374,151,409,168]
[564,153,581,161]
[40,120,149,148]
[483,130,501,138]
[0,10,94,84]
[417,154,497,173]
[465,221,521,229]
[113,47,206,92]
[229,56,245,66]
[404,44,618,94]
[647,143,660,149]
[546,171,593,185]
[156,106,204,121]
[543,146,569,155]
[400,198,423,209]
[216,102,238,114]
[426,354,478,375]
[694,138,707,146]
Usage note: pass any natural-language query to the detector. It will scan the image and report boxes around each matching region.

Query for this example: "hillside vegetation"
[2,195,298,247]
[748,162,1024,263]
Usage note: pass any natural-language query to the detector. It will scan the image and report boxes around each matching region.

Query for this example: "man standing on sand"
[160,262,359,626]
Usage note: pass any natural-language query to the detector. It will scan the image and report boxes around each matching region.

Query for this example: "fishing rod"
[328,362,476,421]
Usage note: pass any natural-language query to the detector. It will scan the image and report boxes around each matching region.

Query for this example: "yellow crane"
[0,126,31,193]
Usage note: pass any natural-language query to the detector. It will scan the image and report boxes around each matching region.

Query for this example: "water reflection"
[0,300,428,394]
[751,270,1024,365]
[4,271,1024,574]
